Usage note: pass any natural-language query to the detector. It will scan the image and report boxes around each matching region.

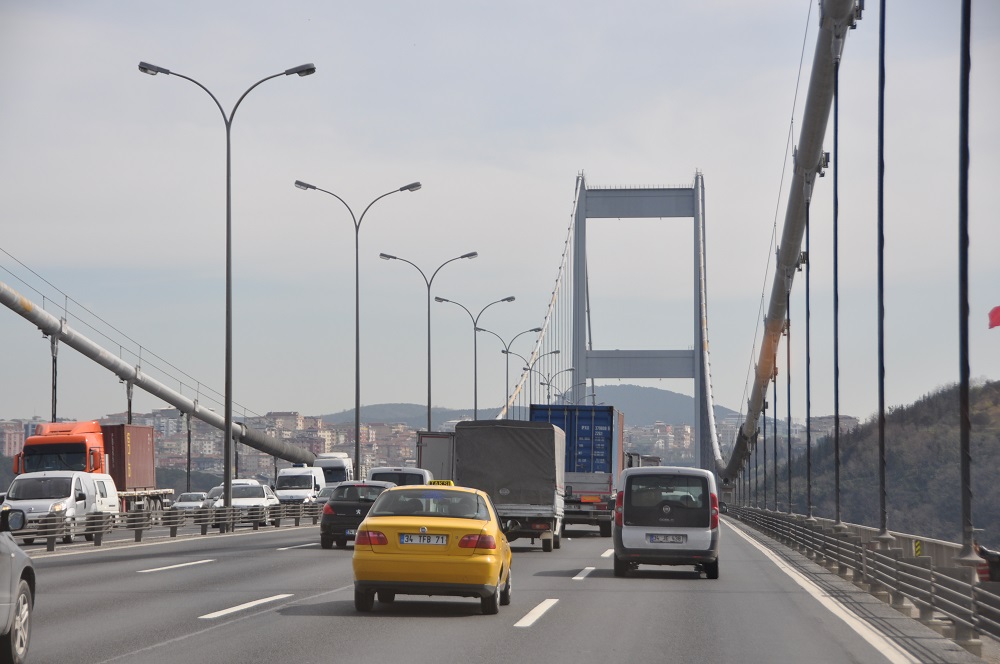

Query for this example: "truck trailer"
[529,404,624,537]
[13,420,174,512]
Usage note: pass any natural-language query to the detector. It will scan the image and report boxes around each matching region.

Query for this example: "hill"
[321,384,740,429]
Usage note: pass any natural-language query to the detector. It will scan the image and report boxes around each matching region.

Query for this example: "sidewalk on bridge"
[727,518,998,664]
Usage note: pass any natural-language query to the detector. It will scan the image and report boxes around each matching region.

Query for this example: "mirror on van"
[76,491,87,502]
[502,519,521,534]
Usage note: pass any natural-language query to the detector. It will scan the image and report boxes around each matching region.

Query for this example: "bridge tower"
[570,172,716,469]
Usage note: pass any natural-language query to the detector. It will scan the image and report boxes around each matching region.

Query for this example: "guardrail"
[731,506,1000,657]
[16,504,324,552]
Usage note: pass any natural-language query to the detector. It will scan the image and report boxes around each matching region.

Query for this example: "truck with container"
[13,420,174,512]
[529,404,624,537]
[450,420,565,552]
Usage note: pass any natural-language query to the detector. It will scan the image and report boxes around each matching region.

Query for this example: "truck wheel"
[613,555,628,578]
[320,535,333,550]
[599,521,612,538]
[542,538,553,553]
[354,589,375,612]
[553,533,561,550]
[0,579,31,663]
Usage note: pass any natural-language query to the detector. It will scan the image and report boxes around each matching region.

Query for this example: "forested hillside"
[783,380,1000,548]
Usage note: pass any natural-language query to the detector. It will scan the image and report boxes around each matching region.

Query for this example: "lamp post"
[538,367,575,404]
[138,60,315,511]
[434,296,515,420]
[477,327,542,418]
[294,180,421,478]
[504,349,560,408]
[380,251,478,431]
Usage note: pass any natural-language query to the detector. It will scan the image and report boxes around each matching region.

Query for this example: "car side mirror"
[2,509,26,532]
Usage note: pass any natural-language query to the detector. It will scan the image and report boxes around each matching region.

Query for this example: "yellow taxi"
[352,484,513,614]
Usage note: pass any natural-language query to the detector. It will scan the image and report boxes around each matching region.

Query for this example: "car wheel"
[613,555,628,578]
[377,591,396,603]
[62,535,73,544]
[1,579,31,663]
[21,539,33,546]
[704,559,719,580]
[320,535,333,550]
[84,533,94,542]
[481,576,501,615]
[599,521,612,537]
[336,536,347,549]
[354,589,375,612]
[499,568,512,606]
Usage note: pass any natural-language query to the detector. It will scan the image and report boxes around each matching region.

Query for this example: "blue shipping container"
[529,404,615,474]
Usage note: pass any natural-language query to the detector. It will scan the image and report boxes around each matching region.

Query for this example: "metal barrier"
[731,506,1000,656]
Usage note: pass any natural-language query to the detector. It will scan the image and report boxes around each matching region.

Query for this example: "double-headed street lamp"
[294,180,421,478]
[538,367,575,404]
[477,327,542,419]
[435,296,515,420]
[503,349,560,410]
[380,252,478,431]
[138,60,315,511]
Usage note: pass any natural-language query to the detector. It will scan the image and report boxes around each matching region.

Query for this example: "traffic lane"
[29,526,347,663]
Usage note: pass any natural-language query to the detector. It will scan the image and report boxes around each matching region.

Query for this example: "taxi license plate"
[346,529,356,536]
[400,533,448,545]
[649,534,686,544]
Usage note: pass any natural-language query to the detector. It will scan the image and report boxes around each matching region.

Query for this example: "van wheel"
[62,535,73,544]
[613,555,628,578]
[354,589,375,612]
[1,579,31,663]
[704,559,719,580]
[21,539,33,546]
[599,521,612,537]
[553,534,561,550]
[84,533,94,542]
[542,538,553,553]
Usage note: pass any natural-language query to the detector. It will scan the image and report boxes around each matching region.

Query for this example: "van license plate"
[649,534,686,544]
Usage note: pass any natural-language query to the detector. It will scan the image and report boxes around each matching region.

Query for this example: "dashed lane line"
[514,599,559,628]
[199,594,294,620]
[137,559,214,573]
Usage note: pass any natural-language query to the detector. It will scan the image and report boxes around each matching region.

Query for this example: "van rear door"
[621,472,712,549]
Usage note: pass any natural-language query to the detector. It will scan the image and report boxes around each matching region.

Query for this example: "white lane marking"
[601,549,614,558]
[199,594,294,620]
[137,559,214,573]
[728,524,919,664]
[514,598,559,628]
[276,543,319,551]
[573,567,595,580]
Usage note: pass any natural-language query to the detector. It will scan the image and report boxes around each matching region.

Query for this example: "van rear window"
[371,472,426,486]
[625,474,709,528]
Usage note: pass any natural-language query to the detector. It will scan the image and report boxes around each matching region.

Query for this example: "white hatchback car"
[612,466,720,579]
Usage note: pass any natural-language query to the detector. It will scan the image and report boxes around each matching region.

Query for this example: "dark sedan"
[320,481,395,549]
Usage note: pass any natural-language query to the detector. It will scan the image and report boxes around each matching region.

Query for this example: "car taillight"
[355,530,388,546]
[710,493,719,530]
[459,534,497,550]
[614,490,624,527]
[323,503,335,516]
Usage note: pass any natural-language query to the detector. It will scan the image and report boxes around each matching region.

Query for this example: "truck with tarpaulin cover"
[529,404,624,537]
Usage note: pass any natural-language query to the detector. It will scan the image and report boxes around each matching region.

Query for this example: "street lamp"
[138,60,315,512]
[294,180,421,478]
[380,251,478,431]
[538,367,575,404]
[504,349,560,408]
[435,295,515,420]
[477,327,542,418]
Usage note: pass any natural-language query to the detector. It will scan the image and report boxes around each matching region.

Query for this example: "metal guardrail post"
[126,510,151,542]
[160,509,184,537]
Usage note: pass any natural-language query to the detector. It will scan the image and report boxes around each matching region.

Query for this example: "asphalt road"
[25,518,980,663]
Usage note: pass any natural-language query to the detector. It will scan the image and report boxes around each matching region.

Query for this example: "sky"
[1,1,997,428]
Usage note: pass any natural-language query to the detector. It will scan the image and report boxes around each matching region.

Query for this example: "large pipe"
[721,0,860,479]
[0,279,315,465]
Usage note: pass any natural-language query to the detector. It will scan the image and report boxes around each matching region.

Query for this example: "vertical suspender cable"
[805,197,813,521]
[833,55,843,528]
[773,368,778,509]
[957,0,975,561]
[763,400,768,509]
[786,289,793,514]
[755,433,759,507]
[876,0,892,545]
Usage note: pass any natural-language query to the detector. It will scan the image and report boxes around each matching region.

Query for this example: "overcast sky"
[1,1,997,427]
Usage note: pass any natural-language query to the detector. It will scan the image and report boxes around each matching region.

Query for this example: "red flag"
[990,306,1000,330]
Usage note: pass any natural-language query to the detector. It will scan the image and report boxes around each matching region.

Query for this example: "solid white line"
[514,598,559,628]
[199,594,294,620]
[728,524,919,664]
[276,543,318,551]
[137,559,214,573]
[573,567,595,580]
[601,549,614,558]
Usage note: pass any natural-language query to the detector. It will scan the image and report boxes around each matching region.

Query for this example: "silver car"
[0,508,34,663]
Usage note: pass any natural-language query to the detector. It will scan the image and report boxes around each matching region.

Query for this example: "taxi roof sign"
[428,479,455,486]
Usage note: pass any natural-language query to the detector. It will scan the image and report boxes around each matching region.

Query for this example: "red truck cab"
[14,421,105,475]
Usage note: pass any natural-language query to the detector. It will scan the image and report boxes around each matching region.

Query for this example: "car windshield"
[332,484,387,502]
[317,487,336,500]
[370,488,489,519]
[232,485,265,499]
[275,475,313,489]
[207,486,224,499]
[8,476,72,500]
[177,493,204,502]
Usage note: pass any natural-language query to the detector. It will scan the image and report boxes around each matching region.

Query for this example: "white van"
[612,466,720,579]
[313,453,354,486]
[274,466,326,504]
[366,466,434,486]
[3,470,118,544]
